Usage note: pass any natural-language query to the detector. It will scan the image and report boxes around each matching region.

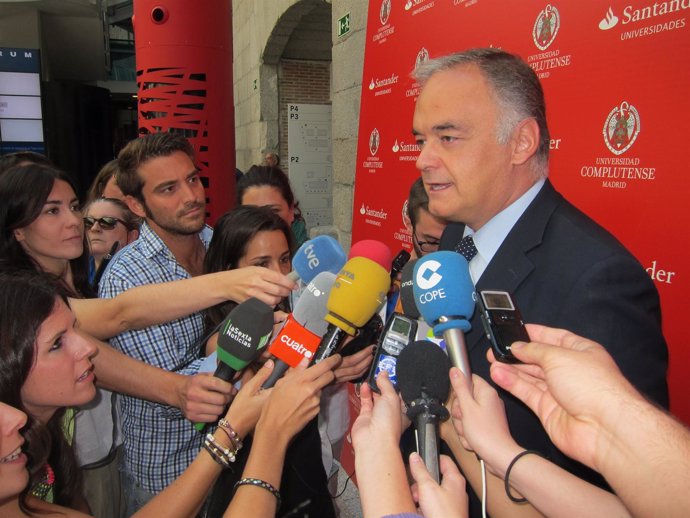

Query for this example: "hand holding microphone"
[195,298,274,431]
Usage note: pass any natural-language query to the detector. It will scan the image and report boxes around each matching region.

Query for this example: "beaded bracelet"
[203,439,230,468]
[234,477,281,508]
[218,418,243,451]
[203,433,237,467]
[504,450,544,503]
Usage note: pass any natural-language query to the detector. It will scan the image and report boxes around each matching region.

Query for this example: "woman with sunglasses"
[0,163,295,341]
[82,197,140,288]
[0,271,339,518]
[0,163,296,513]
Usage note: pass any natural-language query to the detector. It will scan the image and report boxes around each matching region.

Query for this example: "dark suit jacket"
[441,180,668,515]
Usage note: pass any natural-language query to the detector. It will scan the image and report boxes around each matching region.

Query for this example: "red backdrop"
[351,0,690,426]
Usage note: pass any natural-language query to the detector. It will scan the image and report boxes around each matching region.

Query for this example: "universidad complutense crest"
[533,4,560,50]
[603,101,641,155]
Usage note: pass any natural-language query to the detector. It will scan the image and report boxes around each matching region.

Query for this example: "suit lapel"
[468,180,562,351]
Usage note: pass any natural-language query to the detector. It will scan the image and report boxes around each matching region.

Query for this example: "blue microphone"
[412,251,475,383]
[289,235,347,284]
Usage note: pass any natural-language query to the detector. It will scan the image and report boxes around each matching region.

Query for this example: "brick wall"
[278,59,331,172]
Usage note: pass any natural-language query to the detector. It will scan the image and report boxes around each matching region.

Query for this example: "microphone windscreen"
[217,297,274,370]
[325,256,391,335]
[349,239,392,272]
[292,235,347,283]
[413,251,475,334]
[396,340,451,404]
[293,271,336,337]
[399,259,419,319]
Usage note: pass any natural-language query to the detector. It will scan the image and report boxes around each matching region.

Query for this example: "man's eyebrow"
[412,122,467,135]
[432,122,464,132]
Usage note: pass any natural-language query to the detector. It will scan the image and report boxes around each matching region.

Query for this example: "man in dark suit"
[412,48,668,515]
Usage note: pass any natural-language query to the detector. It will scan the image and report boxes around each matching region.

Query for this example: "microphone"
[195,297,274,431]
[398,258,419,318]
[348,239,393,272]
[288,235,347,283]
[413,251,475,385]
[396,340,451,482]
[311,256,391,364]
[262,271,336,388]
[391,249,411,278]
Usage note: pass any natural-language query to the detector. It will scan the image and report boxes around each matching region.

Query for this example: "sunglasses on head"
[83,216,126,231]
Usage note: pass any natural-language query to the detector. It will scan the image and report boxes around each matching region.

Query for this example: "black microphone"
[399,258,420,319]
[397,340,451,482]
[195,297,274,431]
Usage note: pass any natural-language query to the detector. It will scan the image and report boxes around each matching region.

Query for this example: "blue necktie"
[455,235,478,262]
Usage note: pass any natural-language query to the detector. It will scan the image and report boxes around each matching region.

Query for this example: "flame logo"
[360,204,367,215]
[369,78,375,90]
[598,7,619,30]
[392,140,400,152]
[405,0,413,10]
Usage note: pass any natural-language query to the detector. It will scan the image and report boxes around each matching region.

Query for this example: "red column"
[133,0,234,225]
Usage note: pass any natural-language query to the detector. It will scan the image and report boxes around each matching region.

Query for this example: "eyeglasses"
[413,232,441,253]
[83,216,127,231]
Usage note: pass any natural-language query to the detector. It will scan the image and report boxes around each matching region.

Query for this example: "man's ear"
[125,195,146,219]
[511,118,540,166]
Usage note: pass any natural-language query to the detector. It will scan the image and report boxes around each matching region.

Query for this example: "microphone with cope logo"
[262,271,336,389]
[413,251,475,386]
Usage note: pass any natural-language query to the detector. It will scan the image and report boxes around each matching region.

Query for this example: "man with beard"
[99,133,251,514]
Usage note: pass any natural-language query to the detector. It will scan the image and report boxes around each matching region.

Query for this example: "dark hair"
[237,165,301,217]
[0,151,53,176]
[413,48,550,177]
[86,159,119,202]
[407,177,429,229]
[203,205,294,329]
[0,270,83,510]
[117,132,196,201]
[0,164,92,297]
[82,197,142,231]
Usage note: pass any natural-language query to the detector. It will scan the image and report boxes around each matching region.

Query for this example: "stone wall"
[232,0,368,248]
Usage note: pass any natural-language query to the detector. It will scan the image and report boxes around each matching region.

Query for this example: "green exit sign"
[337,12,351,38]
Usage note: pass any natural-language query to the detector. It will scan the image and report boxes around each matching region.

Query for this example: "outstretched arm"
[72,267,296,340]
[131,360,275,518]
[351,373,417,518]
[224,355,341,518]
[490,324,690,518]
[90,334,233,422]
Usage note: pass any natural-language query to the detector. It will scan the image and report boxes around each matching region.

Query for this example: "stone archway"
[260,0,332,170]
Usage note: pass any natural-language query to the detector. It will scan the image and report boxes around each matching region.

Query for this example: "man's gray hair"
[413,48,549,178]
